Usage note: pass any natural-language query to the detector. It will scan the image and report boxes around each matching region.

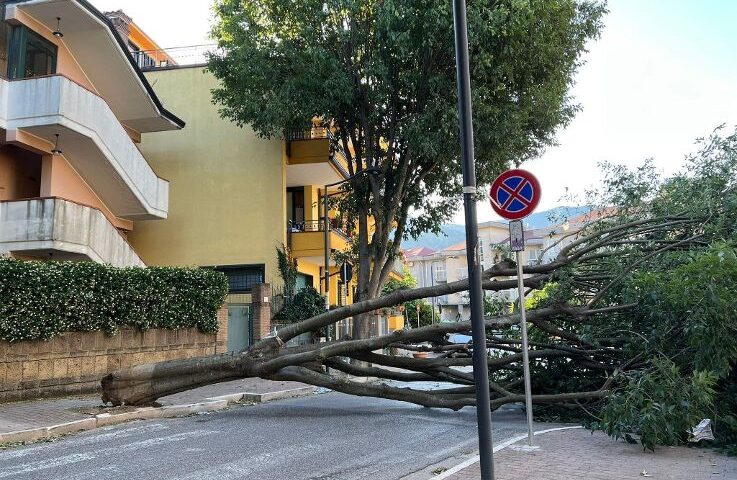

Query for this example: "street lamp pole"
[452,0,495,478]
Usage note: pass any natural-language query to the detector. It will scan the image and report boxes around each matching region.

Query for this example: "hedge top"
[0,258,228,343]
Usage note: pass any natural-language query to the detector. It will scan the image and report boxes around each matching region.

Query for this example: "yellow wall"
[303,185,319,222]
[388,315,405,331]
[296,259,355,307]
[128,67,286,284]
[288,139,330,164]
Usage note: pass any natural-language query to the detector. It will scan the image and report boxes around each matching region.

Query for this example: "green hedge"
[0,258,228,343]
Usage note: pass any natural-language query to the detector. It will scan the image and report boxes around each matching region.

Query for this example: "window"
[286,187,305,225]
[0,21,9,76]
[527,249,541,266]
[457,267,468,279]
[433,263,446,282]
[214,265,265,293]
[7,26,57,79]
[295,273,313,291]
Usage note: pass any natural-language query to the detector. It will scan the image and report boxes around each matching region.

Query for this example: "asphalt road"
[0,392,533,480]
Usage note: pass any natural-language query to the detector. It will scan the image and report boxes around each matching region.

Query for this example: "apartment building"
[404,216,588,320]
[0,0,181,266]
[74,12,391,346]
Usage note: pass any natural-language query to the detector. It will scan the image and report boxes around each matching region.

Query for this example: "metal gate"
[227,304,253,353]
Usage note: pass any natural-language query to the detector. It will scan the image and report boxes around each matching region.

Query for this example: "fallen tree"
[100,213,699,406]
[102,130,737,452]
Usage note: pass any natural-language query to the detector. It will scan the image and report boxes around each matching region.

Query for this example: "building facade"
[404,217,588,320]
[0,0,181,266]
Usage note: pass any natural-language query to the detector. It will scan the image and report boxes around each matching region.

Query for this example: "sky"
[90,0,737,222]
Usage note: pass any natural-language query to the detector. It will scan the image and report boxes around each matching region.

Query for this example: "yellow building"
[126,64,359,304]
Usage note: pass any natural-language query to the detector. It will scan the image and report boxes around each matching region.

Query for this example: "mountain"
[403,224,467,251]
[402,206,591,251]
[521,205,592,229]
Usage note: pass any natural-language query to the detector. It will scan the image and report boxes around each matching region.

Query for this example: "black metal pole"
[451,0,495,478]
[324,186,331,312]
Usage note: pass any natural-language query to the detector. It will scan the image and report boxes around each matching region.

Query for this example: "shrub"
[595,357,718,451]
[273,287,324,324]
[0,258,228,342]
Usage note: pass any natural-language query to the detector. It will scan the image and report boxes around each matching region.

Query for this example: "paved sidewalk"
[0,378,309,437]
[444,428,737,480]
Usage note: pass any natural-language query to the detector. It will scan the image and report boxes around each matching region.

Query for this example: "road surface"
[0,392,534,480]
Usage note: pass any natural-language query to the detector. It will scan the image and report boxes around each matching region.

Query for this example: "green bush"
[273,287,325,324]
[0,258,228,342]
[595,357,718,451]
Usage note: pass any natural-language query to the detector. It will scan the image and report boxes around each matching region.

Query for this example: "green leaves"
[517,129,737,452]
[628,244,737,379]
[208,0,606,240]
[0,259,228,343]
[273,287,325,324]
[596,358,717,451]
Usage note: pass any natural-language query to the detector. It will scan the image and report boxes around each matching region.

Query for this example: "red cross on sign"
[489,169,541,220]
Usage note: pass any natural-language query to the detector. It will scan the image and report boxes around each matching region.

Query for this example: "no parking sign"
[489,169,541,221]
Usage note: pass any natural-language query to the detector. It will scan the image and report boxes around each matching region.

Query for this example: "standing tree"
[207,0,606,338]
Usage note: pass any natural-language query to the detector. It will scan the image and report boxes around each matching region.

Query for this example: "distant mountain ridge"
[403,206,591,251]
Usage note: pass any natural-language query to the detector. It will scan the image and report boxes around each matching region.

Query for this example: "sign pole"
[452,0,495,477]
[510,220,534,445]
[516,251,534,446]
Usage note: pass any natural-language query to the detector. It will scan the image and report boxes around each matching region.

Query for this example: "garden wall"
[0,306,229,402]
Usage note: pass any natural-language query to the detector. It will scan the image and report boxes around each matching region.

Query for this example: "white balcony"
[0,75,168,220]
[0,198,144,267]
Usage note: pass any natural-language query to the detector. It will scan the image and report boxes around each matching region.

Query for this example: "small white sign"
[510,220,525,252]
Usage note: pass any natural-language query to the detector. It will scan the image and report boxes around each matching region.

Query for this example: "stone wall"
[0,306,228,402]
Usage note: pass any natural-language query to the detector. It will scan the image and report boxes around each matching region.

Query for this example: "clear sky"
[90,0,737,222]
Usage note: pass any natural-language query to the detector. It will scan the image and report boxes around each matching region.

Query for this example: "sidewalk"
[0,378,313,443]
[443,427,737,480]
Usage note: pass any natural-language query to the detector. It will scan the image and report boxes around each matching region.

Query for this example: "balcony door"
[286,187,305,229]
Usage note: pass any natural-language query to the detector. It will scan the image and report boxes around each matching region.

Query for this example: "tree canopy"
[208,0,606,337]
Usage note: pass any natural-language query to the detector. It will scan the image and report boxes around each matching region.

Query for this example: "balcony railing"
[285,127,330,142]
[285,127,352,179]
[288,220,351,239]
[0,75,168,219]
[134,45,217,70]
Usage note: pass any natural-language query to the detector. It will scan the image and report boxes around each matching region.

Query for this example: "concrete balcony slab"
[0,198,145,267]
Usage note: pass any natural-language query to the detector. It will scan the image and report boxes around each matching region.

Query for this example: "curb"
[430,426,583,479]
[0,386,316,445]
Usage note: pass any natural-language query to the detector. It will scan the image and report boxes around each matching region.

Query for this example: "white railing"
[135,44,218,70]
[0,198,144,267]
